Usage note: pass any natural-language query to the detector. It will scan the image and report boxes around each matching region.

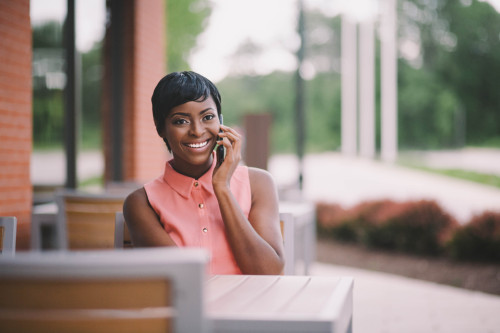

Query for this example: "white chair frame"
[0,247,209,332]
[0,216,17,255]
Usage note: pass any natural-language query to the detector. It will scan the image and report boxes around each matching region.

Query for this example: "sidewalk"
[311,262,500,333]
[269,150,500,224]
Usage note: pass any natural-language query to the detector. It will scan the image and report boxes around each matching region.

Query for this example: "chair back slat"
[56,192,125,250]
[115,212,133,248]
[0,316,171,333]
[280,212,295,275]
[0,278,171,309]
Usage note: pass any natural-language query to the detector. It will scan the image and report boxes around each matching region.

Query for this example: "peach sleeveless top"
[144,157,251,275]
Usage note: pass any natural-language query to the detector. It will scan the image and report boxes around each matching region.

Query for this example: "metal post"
[63,0,80,188]
[110,0,124,181]
[295,0,306,190]
[381,0,398,162]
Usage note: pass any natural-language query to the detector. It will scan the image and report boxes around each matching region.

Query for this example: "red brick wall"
[127,0,168,182]
[0,0,32,250]
[103,0,167,184]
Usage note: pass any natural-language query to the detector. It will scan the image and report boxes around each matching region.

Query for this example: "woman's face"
[163,97,220,176]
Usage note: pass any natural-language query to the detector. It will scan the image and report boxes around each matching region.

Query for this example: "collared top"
[144,155,251,275]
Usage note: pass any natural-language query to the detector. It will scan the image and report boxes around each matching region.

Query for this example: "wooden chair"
[279,201,316,275]
[31,210,57,251]
[0,247,209,332]
[280,212,295,275]
[0,216,17,256]
[114,211,132,248]
[55,190,126,250]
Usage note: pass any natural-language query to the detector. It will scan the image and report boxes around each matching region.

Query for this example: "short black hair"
[151,71,222,150]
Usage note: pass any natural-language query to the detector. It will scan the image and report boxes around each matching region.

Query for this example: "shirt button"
[202,227,208,233]
[194,182,199,187]
[198,203,204,209]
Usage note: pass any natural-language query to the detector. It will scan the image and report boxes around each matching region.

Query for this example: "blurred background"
[2,1,495,329]
[30,0,500,180]
[29,0,500,246]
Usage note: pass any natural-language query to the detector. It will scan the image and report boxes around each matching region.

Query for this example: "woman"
[123,71,285,275]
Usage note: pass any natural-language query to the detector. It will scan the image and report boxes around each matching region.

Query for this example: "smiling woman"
[123,71,285,275]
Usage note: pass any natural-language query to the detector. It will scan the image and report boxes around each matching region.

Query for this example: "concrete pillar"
[380,0,398,162]
[341,16,358,156]
[103,0,167,184]
[359,17,376,159]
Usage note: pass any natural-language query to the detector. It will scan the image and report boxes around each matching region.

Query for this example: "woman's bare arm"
[123,188,177,247]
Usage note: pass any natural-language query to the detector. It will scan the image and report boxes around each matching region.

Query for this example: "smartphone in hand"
[216,114,225,166]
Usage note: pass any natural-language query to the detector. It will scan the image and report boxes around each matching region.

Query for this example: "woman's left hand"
[212,125,242,188]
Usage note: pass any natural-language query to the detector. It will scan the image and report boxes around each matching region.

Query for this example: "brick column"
[103,0,167,184]
[0,0,32,250]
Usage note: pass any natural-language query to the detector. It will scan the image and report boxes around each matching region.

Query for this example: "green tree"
[440,0,500,145]
[81,42,103,149]
[32,21,103,150]
[32,22,64,148]
[166,0,212,71]
[398,0,500,148]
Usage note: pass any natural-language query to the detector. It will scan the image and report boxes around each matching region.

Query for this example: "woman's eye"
[173,118,188,125]
[203,114,216,121]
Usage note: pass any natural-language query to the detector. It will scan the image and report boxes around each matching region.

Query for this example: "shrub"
[447,211,500,262]
[316,202,358,241]
[316,199,458,256]
[361,200,458,256]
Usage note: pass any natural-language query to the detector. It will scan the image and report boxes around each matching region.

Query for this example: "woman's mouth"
[185,139,210,149]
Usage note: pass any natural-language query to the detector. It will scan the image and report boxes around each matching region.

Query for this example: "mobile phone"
[216,114,225,166]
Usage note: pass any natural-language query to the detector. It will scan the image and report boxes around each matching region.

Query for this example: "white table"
[206,275,353,333]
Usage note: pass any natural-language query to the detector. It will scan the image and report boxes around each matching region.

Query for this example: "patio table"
[206,275,353,333]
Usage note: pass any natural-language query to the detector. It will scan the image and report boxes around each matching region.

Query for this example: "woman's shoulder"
[124,187,148,209]
[247,167,276,190]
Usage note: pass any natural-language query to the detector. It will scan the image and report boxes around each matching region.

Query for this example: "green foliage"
[166,0,212,71]
[398,0,500,148]
[305,73,342,152]
[217,73,296,153]
[32,21,103,150]
[33,89,64,148]
[398,64,460,148]
[216,71,342,153]
[440,0,500,145]
[362,200,457,256]
[318,199,500,262]
[81,42,103,150]
[316,200,458,256]
[447,211,500,262]
[32,21,62,48]
[400,164,500,189]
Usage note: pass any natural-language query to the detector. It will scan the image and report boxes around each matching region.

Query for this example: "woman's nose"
[189,121,204,137]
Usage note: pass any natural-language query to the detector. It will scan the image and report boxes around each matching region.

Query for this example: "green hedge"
[447,211,500,262]
[316,200,500,262]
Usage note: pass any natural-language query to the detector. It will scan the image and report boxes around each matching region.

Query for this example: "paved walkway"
[311,262,500,333]
[269,150,500,224]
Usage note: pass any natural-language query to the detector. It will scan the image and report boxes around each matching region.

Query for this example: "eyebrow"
[170,108,216,118]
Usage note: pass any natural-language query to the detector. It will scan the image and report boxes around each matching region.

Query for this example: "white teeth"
[187,140,209,148]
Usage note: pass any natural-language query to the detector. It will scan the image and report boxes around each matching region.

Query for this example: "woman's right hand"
[212,125,242,190]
